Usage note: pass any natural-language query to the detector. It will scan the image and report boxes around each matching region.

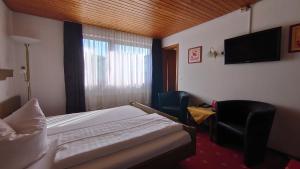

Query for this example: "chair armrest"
[179,95,189,111]
[178,95,189,123]
[245,110,275,138]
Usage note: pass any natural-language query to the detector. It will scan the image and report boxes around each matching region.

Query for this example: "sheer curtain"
[83,25,152,110]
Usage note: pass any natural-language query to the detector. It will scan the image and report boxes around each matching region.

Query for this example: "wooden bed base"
[129,102,196,169]
[0,96,196,169]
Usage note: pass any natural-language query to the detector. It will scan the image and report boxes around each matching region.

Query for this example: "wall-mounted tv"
[224,27,282,64]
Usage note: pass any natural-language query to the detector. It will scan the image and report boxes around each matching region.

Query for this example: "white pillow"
[26,139,58,169]
[0,98,48,169]
[0,118,16,139]
[4,98,46,133]
[0,131,49,169]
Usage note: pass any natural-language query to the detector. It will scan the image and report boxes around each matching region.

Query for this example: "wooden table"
[187,106,216,141]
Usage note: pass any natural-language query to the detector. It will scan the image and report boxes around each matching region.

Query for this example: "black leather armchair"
[157,91,189,123]
[215,100,276,166]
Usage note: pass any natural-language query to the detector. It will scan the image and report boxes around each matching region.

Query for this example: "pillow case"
[26,139,58,169]
[0,98,48,169]
[0,131,48,169]
[4,98,46,133]
[0,118,15,139]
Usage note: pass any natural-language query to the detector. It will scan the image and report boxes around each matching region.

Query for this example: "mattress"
[47,105,148,133]
[71,131,190,169]
[47,105,191,169]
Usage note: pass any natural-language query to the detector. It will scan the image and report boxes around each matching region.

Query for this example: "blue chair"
[157,91,189,123]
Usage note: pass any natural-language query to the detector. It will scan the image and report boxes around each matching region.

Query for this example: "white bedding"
[71,131,190,169]
[47,105,191,169]
[47,106,147,134]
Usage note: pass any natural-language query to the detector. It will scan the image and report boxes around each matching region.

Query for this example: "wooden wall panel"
[4,0,256,38]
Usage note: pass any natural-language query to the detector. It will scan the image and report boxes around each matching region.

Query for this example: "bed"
[0,96,196,169]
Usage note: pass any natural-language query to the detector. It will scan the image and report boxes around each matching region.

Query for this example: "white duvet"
[47,106,183,169]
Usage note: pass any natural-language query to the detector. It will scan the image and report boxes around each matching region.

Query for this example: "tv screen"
[224,27,281,64]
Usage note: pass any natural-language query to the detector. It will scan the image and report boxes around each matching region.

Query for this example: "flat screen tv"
[224,27,281,64]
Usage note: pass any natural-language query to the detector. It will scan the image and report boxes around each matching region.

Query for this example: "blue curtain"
[63,22,86,113]
[151,39,163,109]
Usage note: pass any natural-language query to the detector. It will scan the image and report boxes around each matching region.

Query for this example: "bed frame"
[129,102,196,169]
[0,96,196,169]
[0,95,21,118]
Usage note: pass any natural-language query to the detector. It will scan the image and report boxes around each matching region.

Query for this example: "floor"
[175,130,288,169]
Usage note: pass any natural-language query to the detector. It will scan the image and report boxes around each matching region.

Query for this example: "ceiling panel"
[4,0,257,38]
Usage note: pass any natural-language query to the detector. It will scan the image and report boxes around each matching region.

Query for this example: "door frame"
[163,44,179,91]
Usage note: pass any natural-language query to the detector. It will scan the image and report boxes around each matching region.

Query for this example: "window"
[83,25,152,110]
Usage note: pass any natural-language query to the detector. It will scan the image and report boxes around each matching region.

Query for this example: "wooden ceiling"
[4,0,257,38]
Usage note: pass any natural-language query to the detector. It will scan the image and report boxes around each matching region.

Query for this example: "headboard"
[0,69,13,80]
[0,95,21,118]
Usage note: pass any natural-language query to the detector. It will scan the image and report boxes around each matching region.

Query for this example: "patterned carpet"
[176,131,288,169]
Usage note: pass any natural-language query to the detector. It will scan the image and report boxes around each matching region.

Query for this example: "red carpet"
[176,131,287,169]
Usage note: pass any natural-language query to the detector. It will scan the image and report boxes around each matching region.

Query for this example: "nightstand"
[187,106,216,141]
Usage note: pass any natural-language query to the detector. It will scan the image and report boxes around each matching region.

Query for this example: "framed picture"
[188,46,202,64]
[289,23,300,53]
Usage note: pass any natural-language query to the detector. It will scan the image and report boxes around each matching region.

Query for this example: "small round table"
[187,106,216,141]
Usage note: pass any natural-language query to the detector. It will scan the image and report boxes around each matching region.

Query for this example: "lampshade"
[10,35,40,44]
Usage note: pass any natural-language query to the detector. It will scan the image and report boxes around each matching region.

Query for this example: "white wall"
[12,13,65,116]
[163,0,300,158]
[0,1,17,102]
